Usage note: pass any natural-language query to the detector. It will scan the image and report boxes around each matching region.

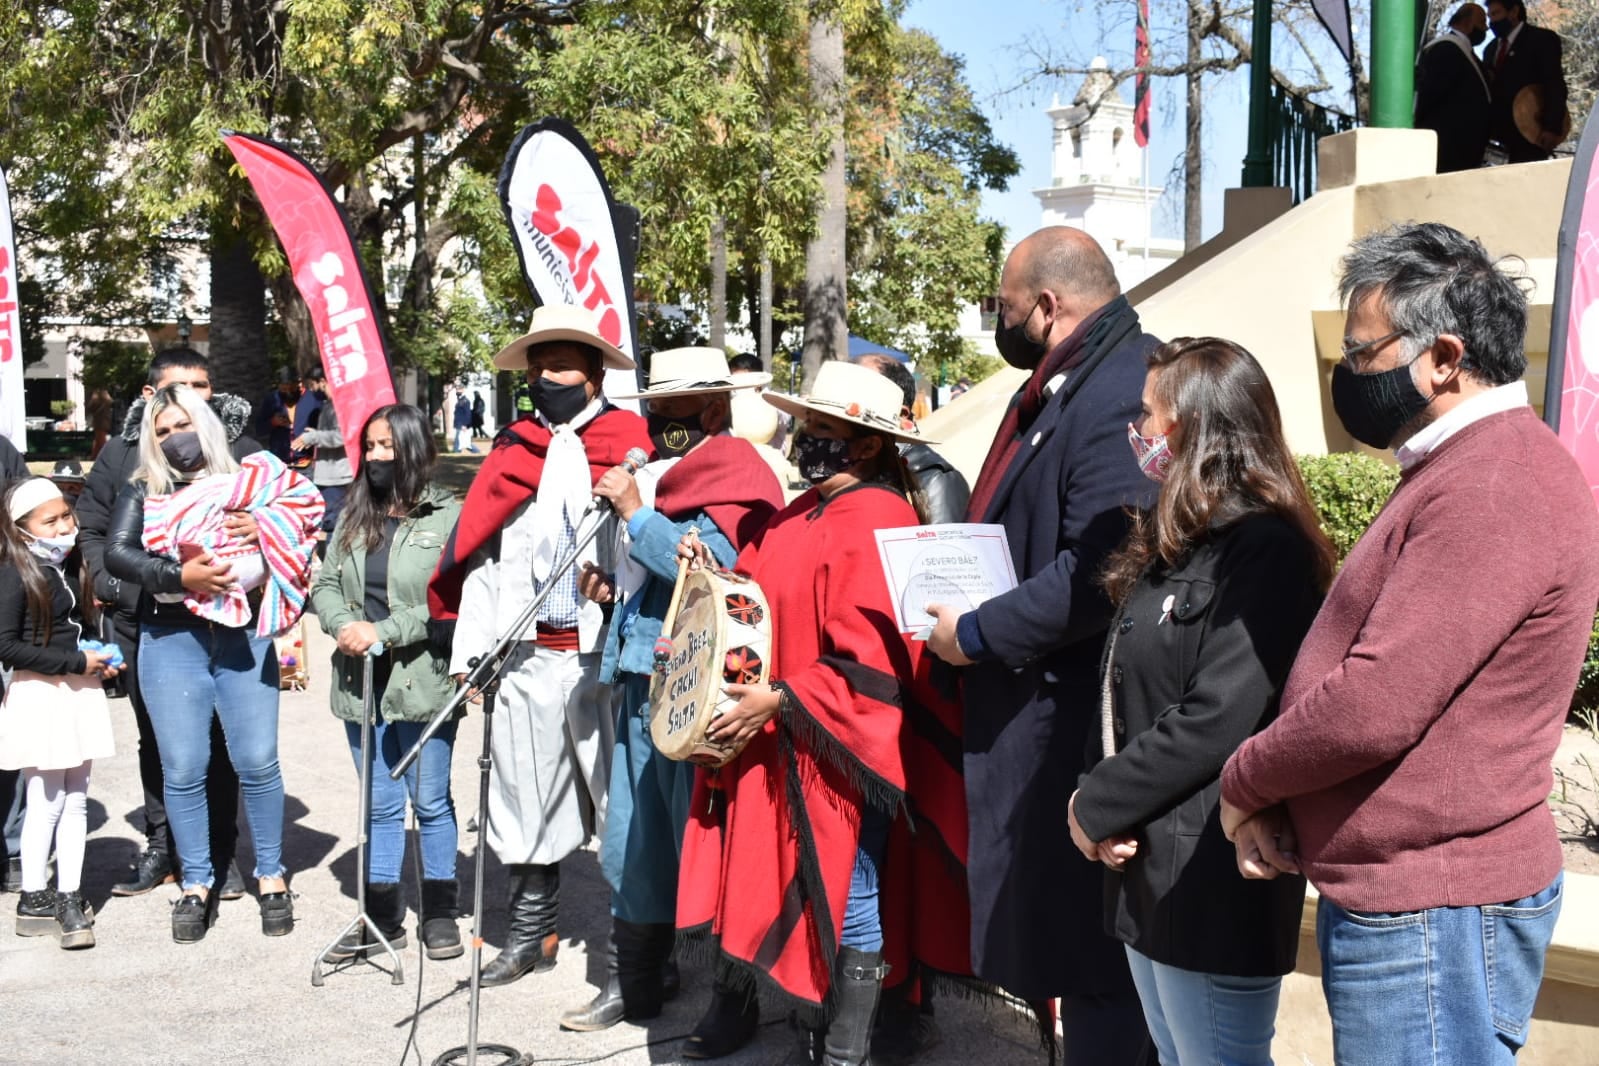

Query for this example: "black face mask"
[993,296,1050,370]
[530,377,591,426]
[793,433,856,484]
[159,431,206,472]
[366,459,396,496]
[1469,25,1488,45]
[647,410,707,459]
[1330,360,1435,449]
[1490,17,1514,37]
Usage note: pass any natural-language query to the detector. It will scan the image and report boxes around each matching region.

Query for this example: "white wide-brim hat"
[610,346,772,399]
[492,304,634,371]
[763,360,935,444]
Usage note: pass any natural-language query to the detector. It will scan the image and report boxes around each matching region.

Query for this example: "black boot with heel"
[480,862,559,986]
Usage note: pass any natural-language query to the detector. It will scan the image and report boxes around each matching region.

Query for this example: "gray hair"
[135,384,238,494]
[1338,222,1528,386]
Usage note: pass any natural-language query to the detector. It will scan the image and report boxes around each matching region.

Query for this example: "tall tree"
[801,3,850,388]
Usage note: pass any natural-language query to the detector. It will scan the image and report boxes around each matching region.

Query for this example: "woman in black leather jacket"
[105,384,294,944]
[1066,338,1334,1066]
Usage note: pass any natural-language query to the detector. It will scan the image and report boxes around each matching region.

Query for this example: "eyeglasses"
[1338,329,1409,369]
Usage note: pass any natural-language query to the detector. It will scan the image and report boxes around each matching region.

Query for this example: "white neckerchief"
[1395,380,1528,470]
[531,395,605,581]
[615,456,684,602]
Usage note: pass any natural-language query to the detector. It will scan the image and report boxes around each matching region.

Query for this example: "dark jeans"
[115,615,240,872]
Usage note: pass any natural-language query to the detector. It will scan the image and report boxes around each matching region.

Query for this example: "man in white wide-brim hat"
[428,303,650,988]
[557,346,785,1034]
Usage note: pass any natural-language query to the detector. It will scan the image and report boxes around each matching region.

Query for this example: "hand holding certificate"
[874,523,1019,638]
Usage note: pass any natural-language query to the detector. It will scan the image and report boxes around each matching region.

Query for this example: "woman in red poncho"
[674,361,972,1066]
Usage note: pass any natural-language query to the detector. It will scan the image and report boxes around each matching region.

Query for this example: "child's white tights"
[20,762,90,894]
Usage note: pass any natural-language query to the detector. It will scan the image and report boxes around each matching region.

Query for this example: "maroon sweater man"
[1220,222,1599,1066]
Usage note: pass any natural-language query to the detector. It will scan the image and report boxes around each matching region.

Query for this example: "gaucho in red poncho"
[426,305,648,989]
[675,361,974,1065]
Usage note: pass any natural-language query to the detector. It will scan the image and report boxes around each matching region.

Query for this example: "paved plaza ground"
[0,620,1046,1066]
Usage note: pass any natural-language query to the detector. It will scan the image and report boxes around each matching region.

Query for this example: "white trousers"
[486,645,613,866]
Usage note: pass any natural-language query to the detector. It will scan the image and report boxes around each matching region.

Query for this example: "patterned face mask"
[793,433,856,484]
[1127,422,1173,483]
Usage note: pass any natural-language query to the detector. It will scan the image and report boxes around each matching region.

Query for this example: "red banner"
[221,132,396,468]
[0,163,26,454]
[1134,0,1151,148]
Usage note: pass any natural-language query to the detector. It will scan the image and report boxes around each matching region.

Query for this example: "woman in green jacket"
[311,404,463,961]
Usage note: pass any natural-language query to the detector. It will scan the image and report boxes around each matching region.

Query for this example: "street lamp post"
[1240,0,1274,186]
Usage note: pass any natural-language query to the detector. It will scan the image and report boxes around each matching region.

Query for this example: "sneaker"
[15,889,58,937]
[56,892,95,950]
[219,860,246,901]
[171,892,216,943]
[111,849,174,897]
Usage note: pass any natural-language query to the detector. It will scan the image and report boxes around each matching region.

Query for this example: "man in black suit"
[1484,0,1567,162]
[925,226,1157,1064]
[1416,4,1491,172]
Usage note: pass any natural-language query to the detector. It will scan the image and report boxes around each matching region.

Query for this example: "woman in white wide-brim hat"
[673,361,973,1066]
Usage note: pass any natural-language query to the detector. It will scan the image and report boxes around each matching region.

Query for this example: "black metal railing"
[1271,82,1358,203]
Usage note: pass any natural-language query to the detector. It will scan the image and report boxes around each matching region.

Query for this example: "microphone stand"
[393,498,615,1066]
[312,649,405,988]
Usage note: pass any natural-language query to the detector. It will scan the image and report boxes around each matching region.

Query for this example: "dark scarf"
[966,296,1130,522]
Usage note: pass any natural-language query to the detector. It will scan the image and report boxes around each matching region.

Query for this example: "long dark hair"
[1100,337,1336,604]
[849,427,931,524]
[0,483,58,645]
[338,404,438,553]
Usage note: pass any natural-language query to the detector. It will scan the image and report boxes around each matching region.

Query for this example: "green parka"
[311,483,461,723]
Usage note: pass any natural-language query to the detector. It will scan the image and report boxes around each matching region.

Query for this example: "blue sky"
[902,0,1309,246]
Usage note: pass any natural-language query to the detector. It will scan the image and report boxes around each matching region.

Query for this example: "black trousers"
[112,615,241,874]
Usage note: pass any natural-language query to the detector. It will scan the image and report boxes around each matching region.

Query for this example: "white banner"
[500,119,639,409]
[0,164,26,454]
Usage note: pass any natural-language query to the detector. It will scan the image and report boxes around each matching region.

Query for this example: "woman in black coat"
[1066,337,1335,1066]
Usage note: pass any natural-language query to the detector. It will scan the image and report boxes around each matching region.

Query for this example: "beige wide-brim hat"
[492,303,634,371]
[610,346,771,399]
[763,360,935,444]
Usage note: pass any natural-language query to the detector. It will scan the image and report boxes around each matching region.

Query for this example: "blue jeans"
[139,624,284,890]
[1317,875,1563,1066]
[1124,946,1281,1066]
[601,675,694,923]
[344,715,458,883]
[839,806,890,951]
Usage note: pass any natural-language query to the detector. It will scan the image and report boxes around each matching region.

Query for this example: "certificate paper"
[873,523,1019,636]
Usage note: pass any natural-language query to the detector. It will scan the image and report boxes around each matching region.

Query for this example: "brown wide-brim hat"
[492,304,634,371]
[763,361,935,444]
[1514,84,1572,146]
[610,346,772,399]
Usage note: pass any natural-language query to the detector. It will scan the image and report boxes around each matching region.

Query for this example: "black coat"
[0,560,88,676]
[961,296,1159,1000]
[1414,33,1491,173]
[1073,514,1320,978]
[1485,22,1566,162]
[902,442,970,526]
[78,394,260,627]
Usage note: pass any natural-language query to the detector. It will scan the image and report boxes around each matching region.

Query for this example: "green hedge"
[1296,452,1400,561]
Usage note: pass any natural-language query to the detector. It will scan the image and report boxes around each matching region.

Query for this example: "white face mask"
[26,531,77,566]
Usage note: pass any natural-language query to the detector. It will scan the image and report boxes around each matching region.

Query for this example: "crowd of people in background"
[0,217,1591,1066]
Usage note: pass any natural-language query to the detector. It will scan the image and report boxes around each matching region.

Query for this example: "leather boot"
[682,970,760,1059]
[559,931,623,1031]
[480,862,558,987]
[322,883,407,962]
[111,847,174,896]
[420,879,463,960]
[615,918,674,1022]
[823,947,888,1066]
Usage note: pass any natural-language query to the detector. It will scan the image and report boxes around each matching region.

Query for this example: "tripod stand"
[313,648,405,987]
[394,481,630,1066]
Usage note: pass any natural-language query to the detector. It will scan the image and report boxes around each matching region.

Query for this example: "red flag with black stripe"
[1135,0,1152,147]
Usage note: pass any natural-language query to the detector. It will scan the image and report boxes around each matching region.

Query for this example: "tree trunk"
[1185,0,1203,251]
[800,8,847,391]
[760,253,774,369]
[265,274,317,374]
[207,226,270,403]
[709,217,728,347]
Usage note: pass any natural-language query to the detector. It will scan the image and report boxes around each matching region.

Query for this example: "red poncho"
[427,411,649,617]
[676,483,973,1017]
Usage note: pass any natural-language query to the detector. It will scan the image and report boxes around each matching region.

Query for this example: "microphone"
[591,447,650,513]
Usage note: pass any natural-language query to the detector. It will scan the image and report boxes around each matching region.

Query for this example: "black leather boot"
[823,947,888,1066]
[559,931,623,1031]
[616,918,675,1022]
[420,879,463,960]
[111,848,174,896]
[56,891,95,950]
[682,970,760,1059]
[479,863,558,987]
[15,888,58,937]
[871,987,939,1066]
[322,883,407,961]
